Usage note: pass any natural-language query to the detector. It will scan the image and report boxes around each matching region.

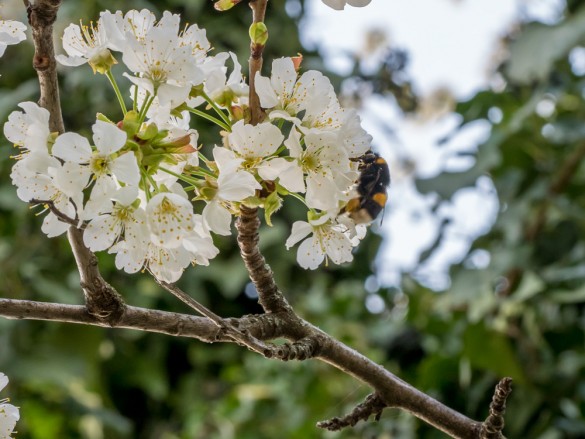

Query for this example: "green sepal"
[263,191,282,227]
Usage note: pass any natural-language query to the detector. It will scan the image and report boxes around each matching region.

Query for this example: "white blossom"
[83,186,146,252]
[0,373,19,439]
[110,238,193,283]
[202,147,261,235]
[0,20,26,58]
[4,102,51,155]
[285,214,363,269]
[11,156,88,236]
[122,11,206,108]
[146,192,195,249]
[338,109,372,157]
[228,120,283,160]
[284,128,351,210]
[182,214,220,265]
[255,57,333,119]
[190,52,248,108]
[56,11,123,69]
[51,121,138,219]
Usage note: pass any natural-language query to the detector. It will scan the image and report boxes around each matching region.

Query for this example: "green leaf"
[462,323,525,384]
[505,5,585,84]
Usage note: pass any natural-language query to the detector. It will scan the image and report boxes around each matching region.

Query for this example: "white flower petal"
[270,57,297,100]
[146,192,194,248]
[296,237,324,270]
[41,212,70,237]
[93,120,127,155]
[84,214,121,251]
[254,72,279,108]
[111,152,140,185]
[217,169,260,201]
[285,221,312,249]
[53,132,92,163]
[203,201,232,236]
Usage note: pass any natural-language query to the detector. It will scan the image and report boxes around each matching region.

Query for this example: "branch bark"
[0,298,287,344]
[26,0,64,133]
[248,0,268,125]
[236,205,292,314]
[27,0,127,325]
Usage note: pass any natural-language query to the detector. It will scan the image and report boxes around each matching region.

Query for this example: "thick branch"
[236,205,292,313]
[0,298,287,343]
[248,0,268,125]
[67,227,126,324]
[272,334,324,361]
[316,330,482,439]
[26,0,64,133]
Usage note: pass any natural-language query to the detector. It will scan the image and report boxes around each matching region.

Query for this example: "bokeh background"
[1,0,585,438]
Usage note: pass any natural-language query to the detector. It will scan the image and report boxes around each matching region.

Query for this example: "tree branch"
[27,0,127,324]
[0,298,288,344]
[315,328,483,439]
[248,0,268,125]
[480,378,512,439]
[236,205,292,314]
[157,281,289,358]
[30,199,78,226]
[317,392,386,431]
[26,0,64,133]
[67,227,126,324]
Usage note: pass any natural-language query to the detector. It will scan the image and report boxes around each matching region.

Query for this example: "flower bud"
[214,0,242,11]
[249,22,268,47]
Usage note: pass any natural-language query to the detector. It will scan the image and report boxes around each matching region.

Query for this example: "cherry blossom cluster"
[0,373,19,438]
[4,9,378,281]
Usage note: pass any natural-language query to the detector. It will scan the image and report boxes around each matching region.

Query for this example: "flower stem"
[138,94,155,123]
[106,70,127,115]
[188,107,231,131]
[159,166,205,186]
[202,91,232,126]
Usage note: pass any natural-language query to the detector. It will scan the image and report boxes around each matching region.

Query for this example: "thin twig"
[30,199,78,226]
[480,378,512,439]
[157,281,290,358]
[158,281,224,327]
[317,392,387,431]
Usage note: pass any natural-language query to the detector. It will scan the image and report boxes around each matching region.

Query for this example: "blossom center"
[90,155,111,175]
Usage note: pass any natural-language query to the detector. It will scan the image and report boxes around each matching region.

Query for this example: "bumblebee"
[341,152,390,224]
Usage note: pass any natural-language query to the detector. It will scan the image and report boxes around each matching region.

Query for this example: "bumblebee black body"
[342,152,390,224]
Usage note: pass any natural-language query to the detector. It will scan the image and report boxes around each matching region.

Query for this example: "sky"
[303,0,564,291]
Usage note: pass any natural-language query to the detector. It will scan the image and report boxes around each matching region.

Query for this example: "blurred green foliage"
[1,0,585,438]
